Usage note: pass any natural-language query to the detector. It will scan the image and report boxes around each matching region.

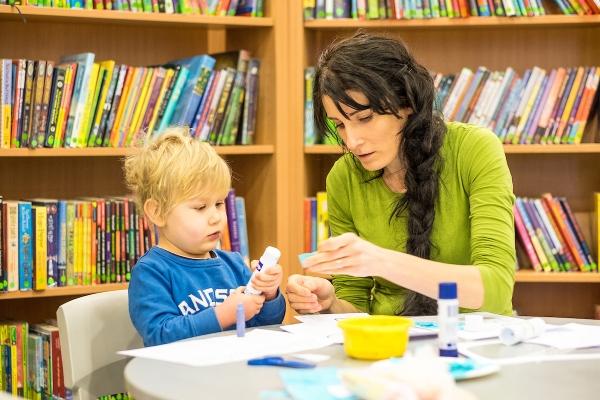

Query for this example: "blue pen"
[247,356,316,369]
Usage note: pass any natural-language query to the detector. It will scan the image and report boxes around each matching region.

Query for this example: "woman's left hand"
[303,233,388,277]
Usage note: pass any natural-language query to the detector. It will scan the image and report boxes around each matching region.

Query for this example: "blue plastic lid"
[439,282,457,300]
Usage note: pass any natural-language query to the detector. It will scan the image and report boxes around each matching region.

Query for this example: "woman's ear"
[144,199,165,227]
[400,107,414,118]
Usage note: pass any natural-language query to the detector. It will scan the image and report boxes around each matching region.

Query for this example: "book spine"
[225,189,241,253]
[235,197,249,265]
[17,202,33,291]
[514,205,541,272]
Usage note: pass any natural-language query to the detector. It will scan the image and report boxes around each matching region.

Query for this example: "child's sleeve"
[248,289,286,327]
[128,262,223,346]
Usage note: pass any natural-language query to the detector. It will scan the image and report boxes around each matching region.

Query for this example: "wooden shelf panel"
[0,5,273,27]
[304,15,600,30]
[515,270,600,283]
[0,283,128,300]
[0,145,275,157]
[305,144,600,155]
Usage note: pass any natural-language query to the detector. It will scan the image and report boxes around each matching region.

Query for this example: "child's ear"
[144,199,165,227]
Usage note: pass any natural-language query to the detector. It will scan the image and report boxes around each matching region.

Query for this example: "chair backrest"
[57,289,142,400]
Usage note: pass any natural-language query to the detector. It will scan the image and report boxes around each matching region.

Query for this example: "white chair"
[57,289,142,400]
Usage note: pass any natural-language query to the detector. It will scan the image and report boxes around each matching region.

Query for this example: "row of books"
[303,0,600,19]
[0,190,251,291]
[0,321,66,399]
[435,66,600,145]
[303,67,339,145]
[0,0,265,16]
[303,192,330,252]
[215,189,250,265]
[0,50,260,149]
[515,194,597,273]
[0,197,158,292]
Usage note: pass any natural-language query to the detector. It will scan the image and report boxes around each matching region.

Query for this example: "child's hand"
[250,261,283,301]
[215,287,265,328]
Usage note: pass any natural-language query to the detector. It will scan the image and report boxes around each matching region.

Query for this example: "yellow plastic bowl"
[338,316,413,360]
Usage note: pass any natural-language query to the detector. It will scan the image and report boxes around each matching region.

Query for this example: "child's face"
[158,193,228,259]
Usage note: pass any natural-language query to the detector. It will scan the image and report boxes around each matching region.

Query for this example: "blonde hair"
[124,127,231,219]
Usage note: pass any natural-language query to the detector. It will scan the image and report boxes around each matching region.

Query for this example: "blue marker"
[236,303,245,337]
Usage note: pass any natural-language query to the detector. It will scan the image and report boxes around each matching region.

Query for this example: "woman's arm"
[303,233,484,309]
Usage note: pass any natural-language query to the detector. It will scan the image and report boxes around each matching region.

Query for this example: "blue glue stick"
[438,282,458,357]
[236,303,245,337]
[244,246,281,295]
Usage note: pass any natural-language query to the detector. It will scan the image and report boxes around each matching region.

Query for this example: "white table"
[124,317,600,399]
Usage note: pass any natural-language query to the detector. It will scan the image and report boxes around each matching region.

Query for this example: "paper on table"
[294,313,369,324]
[526,323,600,350]
[118,329,333,367]
[283,313,435,344]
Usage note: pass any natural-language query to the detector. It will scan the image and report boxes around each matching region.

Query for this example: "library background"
[0,0,599,398]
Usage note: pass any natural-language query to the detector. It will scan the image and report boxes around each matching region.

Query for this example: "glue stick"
[438,282,459,357]
[244,246,281,295]
[236,303,245,337]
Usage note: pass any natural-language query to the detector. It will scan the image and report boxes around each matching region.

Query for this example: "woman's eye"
[359,114,373,122]
[335,123,344,129]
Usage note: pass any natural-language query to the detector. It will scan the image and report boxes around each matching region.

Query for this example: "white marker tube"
[499,318,546,346]
[244,246,281,295]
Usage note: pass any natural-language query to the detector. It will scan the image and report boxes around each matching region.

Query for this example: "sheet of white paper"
[118,329,333,367]
[415,314,526,341]
[526,323,600,350]
[459,339,600,365]
[283,314,435,344]
[294,313,369,324]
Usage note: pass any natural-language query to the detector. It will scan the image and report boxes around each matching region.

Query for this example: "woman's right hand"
[286,275,335,314]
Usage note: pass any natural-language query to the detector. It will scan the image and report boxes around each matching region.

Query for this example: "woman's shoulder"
[443,121,504,161]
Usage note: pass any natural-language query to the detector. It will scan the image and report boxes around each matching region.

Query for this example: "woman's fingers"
[306,255,356,274]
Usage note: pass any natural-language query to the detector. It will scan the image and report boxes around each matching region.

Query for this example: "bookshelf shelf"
[0,283,128,300]
[515,270,600,283]
[304,15,600,30]
[0,145,275,157]
[0,5,273,28]
[304,144,600,155]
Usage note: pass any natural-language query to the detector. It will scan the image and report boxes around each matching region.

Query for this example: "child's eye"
[194,206,206,211]
[216,202,225,208]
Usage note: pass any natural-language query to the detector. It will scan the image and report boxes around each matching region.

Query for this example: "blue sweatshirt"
[128,247,286,346]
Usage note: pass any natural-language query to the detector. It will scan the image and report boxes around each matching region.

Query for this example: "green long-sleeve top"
[327,122,516,316]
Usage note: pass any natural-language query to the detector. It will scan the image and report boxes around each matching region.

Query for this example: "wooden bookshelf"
[0,5,274,27]
[304,15,600,29]
[0,284,128,300]
[0,145,275,157]
[288,6,600,319]
[515,271,600,283]
[305,144,600,155]
[0,0,293,323]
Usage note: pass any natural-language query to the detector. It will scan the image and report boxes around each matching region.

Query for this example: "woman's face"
[322,91,411,172]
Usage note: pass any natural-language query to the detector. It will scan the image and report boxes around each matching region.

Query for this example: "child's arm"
[128,262,223,346]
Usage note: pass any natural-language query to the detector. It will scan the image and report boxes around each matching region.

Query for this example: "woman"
[287,32,515,316]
